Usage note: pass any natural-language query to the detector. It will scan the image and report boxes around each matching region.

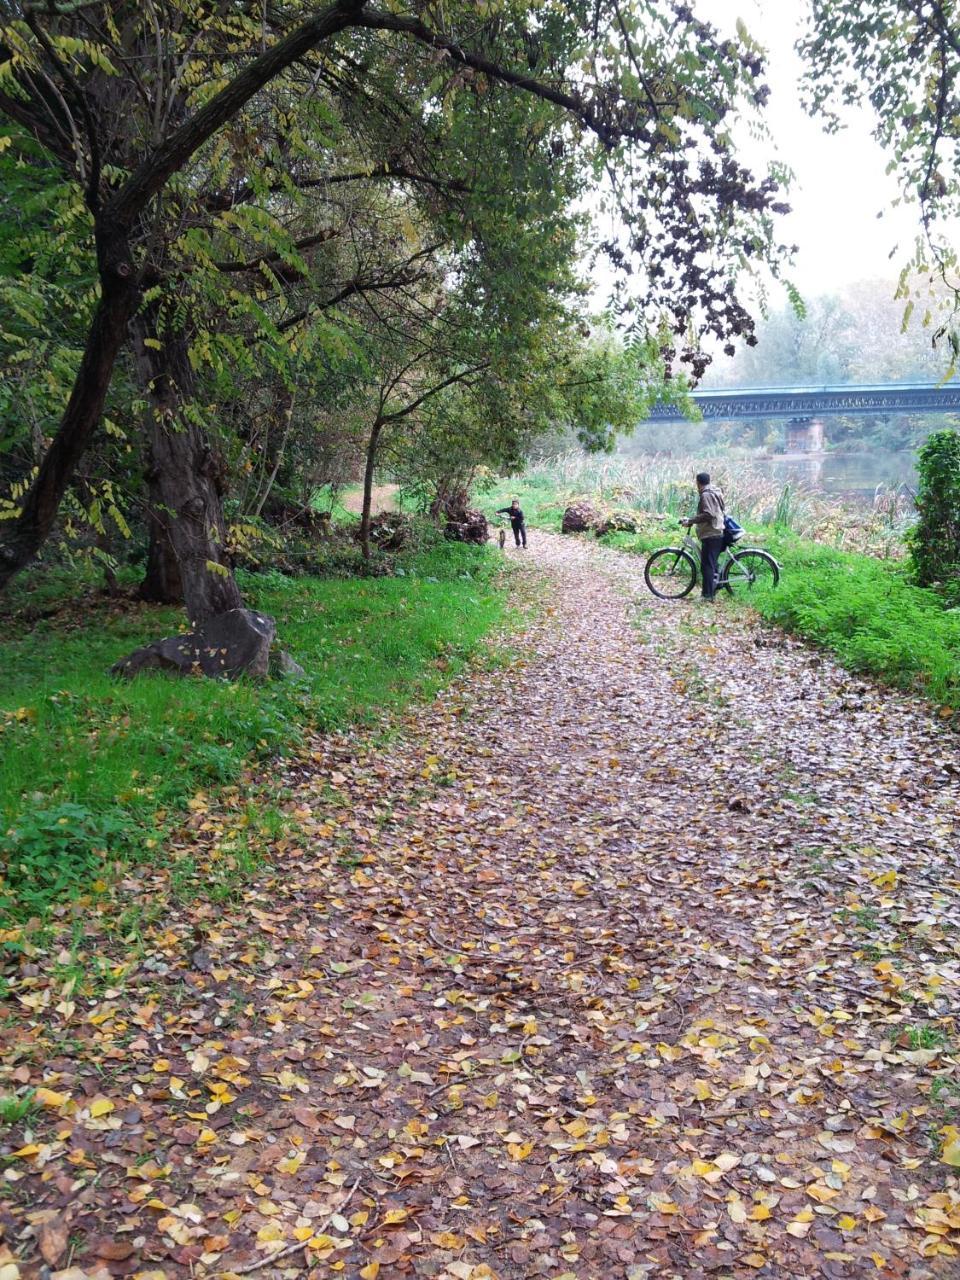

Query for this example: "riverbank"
[483,457,959,714]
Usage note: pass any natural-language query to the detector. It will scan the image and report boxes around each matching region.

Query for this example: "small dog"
[498,528,506,549]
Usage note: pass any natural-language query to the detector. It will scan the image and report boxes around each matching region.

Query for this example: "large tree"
[0,0,789,616]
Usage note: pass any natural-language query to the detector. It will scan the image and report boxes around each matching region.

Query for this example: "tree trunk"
[131,312,243,625]
[139,507,184,605]
[360,417,384,562]
[0,242,139,590]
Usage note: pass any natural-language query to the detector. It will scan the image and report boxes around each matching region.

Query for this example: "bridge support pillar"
[786,417,825,453]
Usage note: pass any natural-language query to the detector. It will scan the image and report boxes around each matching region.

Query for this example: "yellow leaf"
[807,1183,839,1203]
[35,1087,68,1109]
[257,1223,283,1242]
[11,1144,40,1158]
[653,1198,680,1215]
[89,1098,115,1117]
[360,1265,380,1280]
[198,1128,217,1145]
[507,1140,534,1160]
[307,1234,336,1250]
[838,1215,857,1231]
[430,1231,466,1249]
[692,1080,713,1101]
[941,1136,960,1167]
[294,1227,315,1242]
[750,1205,772,1221]
[383,1208,409,1225]
[563,1118,589,1138]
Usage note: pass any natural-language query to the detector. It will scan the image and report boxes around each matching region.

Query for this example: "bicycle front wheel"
[720,548,780,596]
[644,547,698,599]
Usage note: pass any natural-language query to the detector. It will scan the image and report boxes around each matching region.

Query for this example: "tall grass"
[508,451,912,556]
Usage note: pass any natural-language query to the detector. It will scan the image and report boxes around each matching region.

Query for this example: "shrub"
[908,429,960,602]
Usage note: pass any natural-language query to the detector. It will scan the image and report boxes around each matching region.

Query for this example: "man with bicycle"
[682,472,725,601]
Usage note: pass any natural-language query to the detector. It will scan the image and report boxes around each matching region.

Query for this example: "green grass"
[0,541,509,921]
[907,1023,949,1051]
[745,532,960,711]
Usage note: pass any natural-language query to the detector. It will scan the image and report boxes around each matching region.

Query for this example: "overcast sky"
[708,0,920,296]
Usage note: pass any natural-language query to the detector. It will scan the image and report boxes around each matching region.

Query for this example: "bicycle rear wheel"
[644,547,698,598]
[720,548,780,596]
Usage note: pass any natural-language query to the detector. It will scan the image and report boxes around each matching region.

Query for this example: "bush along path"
[3,533,960,1279]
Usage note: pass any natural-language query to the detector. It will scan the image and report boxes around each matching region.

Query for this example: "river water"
[748,450,917,501]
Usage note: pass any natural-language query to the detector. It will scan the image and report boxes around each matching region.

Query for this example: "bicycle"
[644,526,780,599]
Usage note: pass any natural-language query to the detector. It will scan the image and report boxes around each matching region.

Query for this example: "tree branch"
[213,227,341,274]
[104,0,367,230]
[380,361,490,423]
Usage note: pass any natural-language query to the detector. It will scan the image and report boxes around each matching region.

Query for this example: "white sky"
[707,0,921,295]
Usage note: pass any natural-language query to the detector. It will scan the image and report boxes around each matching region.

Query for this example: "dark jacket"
[497,506,525,527]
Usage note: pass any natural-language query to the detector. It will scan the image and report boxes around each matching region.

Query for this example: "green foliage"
[746,534,960,710]
[908,429,960,600]
[0,542,509,920]
[0,1090,37,1129]
[0,803,139,919]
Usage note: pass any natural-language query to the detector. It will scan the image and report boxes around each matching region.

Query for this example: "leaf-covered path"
[6,534,960,1280]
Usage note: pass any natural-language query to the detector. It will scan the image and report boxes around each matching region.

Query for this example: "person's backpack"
[722,514,744,548]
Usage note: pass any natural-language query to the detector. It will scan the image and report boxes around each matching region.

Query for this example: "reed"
[518,451,912,557]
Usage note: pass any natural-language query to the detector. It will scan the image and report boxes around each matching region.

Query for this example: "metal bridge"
[648,382,960,422]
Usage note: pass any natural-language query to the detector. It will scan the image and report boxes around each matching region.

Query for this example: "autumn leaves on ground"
[3,534,960,1280]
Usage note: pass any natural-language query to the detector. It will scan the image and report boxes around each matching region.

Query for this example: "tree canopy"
[0,0,790,623]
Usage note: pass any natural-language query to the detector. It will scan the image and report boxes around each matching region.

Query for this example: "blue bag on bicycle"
[722,514,744,548]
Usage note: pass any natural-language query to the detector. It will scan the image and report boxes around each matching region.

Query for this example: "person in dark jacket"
[497,500,527,548]
[682,472,725,600]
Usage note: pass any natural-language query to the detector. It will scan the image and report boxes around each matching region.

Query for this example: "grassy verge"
[483,463,960,715]
[0,541,510,921]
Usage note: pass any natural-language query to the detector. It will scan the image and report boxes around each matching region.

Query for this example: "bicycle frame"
[677,533,737,583]
[661,532,777,593]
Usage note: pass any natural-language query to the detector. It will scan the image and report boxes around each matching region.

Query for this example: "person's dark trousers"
[512,520,527,548]
[700,536,722,599]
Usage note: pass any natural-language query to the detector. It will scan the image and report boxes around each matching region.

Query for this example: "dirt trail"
[6,534,960,1280]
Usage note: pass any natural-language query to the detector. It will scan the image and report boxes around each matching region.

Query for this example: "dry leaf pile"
[2,533,959,1280]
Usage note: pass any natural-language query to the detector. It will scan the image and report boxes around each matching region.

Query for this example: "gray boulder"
[270,649,306,679]
[113,608,276,681]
